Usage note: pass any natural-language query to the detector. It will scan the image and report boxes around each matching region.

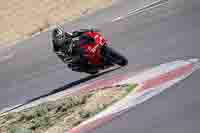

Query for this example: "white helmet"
[52,28,66,46]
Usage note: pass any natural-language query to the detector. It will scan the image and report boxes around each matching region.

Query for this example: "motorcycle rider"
[52,27,99,73]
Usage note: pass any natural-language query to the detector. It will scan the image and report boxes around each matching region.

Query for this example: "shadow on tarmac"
[3,67,120,113]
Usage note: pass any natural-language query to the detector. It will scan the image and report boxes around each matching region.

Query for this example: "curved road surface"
[1,0,200,132]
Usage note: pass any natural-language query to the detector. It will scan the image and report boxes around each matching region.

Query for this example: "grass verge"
[0,84,137,133]
[0,0,112,46]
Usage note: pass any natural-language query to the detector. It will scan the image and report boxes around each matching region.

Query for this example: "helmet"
[52,28,66,46]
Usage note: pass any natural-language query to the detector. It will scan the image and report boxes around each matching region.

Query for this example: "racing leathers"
[52,29,98,72]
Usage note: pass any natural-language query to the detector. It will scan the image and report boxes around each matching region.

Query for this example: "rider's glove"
[63,56,73,63]
[55,51,65,56]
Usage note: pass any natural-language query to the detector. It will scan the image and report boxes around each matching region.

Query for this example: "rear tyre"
[86,70,99,75]
[84,66,99,74]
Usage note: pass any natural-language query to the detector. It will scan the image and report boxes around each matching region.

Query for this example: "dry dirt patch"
[0,84,137,133]
[0,0,112,46]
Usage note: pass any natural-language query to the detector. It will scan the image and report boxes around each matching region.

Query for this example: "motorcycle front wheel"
[102,46,128,66]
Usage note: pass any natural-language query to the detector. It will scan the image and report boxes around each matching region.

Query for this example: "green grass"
[8,127,32,133]
[0,95,90,132]
[0,84,137,133]
[123,84,138,95]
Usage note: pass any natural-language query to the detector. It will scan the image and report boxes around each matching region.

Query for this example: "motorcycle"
[55,30,128,74]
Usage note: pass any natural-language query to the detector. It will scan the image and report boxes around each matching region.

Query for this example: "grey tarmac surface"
[0,0,200,132]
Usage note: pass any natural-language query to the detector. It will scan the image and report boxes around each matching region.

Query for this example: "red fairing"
[80,31,106,65]
[84,31,106,46]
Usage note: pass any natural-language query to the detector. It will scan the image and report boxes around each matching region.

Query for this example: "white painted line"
[0,53,15,63]
[32,32,41,37]
[111,0,168,22]
[115,60,191,85]
[0,104,23,116]
[188,58,199,63]
[112,17,123,22]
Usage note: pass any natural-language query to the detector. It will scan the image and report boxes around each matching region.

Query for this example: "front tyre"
[116,54,128,66]
[102,46,128,66]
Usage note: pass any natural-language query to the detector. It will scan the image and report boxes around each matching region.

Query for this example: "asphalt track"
[0,0,200,132]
